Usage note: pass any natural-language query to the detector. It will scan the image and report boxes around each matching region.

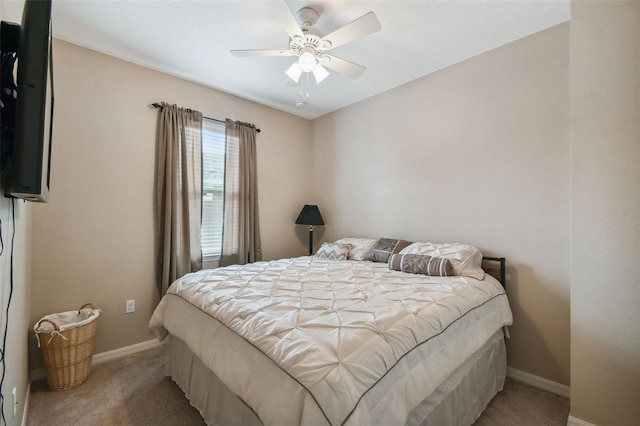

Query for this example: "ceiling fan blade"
[267,1,305,40]
[320,12,381,50]
[230,49,294,57]
[322,55,366,79]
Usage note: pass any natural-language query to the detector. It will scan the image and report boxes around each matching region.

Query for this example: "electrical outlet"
[12,387,16,418]
[125,299,135,314]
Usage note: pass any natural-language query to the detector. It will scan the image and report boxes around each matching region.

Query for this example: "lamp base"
[308,227,314,256]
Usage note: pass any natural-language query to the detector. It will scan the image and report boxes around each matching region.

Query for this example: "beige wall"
[570,2,640,425]
[311,24,571,385]
[29,39,312,368]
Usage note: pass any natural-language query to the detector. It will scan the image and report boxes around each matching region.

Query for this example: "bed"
[149,238,513,425]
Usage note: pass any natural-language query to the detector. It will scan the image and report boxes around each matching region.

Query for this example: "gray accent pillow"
[388,253,454,276]
[362,238,412,263]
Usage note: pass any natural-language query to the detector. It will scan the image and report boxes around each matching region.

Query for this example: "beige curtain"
[220,119,262,266]
[156,102,203,295]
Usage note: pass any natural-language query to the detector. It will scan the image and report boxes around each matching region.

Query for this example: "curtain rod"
[151,103,260,133]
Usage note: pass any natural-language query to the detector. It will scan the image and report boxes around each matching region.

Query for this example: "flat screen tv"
[4,0,54,202]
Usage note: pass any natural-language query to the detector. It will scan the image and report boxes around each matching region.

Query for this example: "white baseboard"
[567,415,598,426]
[92,338,164,365]
[30,338,164,382]
[507,367,570,399]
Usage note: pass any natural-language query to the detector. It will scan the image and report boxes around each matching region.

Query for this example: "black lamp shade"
[295,205,324,226]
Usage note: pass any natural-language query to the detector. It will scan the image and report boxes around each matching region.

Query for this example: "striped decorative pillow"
[315,243,353,261]
[398,242,484,279]
[362,238,412,263]
[388,253,453,277]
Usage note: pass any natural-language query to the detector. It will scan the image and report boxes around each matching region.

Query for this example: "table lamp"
[295,204,324,255]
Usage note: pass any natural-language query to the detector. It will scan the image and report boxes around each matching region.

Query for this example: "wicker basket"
[35,303,99,391]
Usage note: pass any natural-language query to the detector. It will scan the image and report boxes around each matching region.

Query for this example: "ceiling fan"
[230,3,382,84]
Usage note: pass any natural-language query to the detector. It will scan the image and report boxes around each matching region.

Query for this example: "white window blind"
[222,125,242,256]
[201,119,226,259]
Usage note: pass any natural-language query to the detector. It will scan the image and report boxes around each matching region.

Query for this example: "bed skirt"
[165,330,506,426]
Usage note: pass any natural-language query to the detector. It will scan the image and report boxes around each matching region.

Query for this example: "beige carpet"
[27,345,569,425]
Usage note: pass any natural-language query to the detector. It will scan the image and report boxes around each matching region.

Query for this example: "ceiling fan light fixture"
[298,49,317,73]
[285,62,302,83]
[312,64,330,83]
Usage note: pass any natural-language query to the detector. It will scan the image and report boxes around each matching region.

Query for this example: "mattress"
[149,257,513,425]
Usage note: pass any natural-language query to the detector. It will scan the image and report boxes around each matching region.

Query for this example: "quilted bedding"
[149,257,513,425]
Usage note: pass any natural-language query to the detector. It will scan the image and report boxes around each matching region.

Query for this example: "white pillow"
[333,238,377,261]
[399,242,485,280]
[315,242,353,261]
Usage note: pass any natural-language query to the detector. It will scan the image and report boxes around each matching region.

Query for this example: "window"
[201,119,226,259]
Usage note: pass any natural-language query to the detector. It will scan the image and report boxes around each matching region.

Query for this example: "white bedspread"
[149,257,512,425]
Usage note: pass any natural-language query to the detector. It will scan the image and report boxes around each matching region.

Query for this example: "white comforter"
[149,257,512,425]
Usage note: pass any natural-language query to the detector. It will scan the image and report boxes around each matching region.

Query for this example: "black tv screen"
[9,0,54,202]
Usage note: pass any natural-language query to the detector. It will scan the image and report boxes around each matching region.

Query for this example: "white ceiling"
[1,0,570,120]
